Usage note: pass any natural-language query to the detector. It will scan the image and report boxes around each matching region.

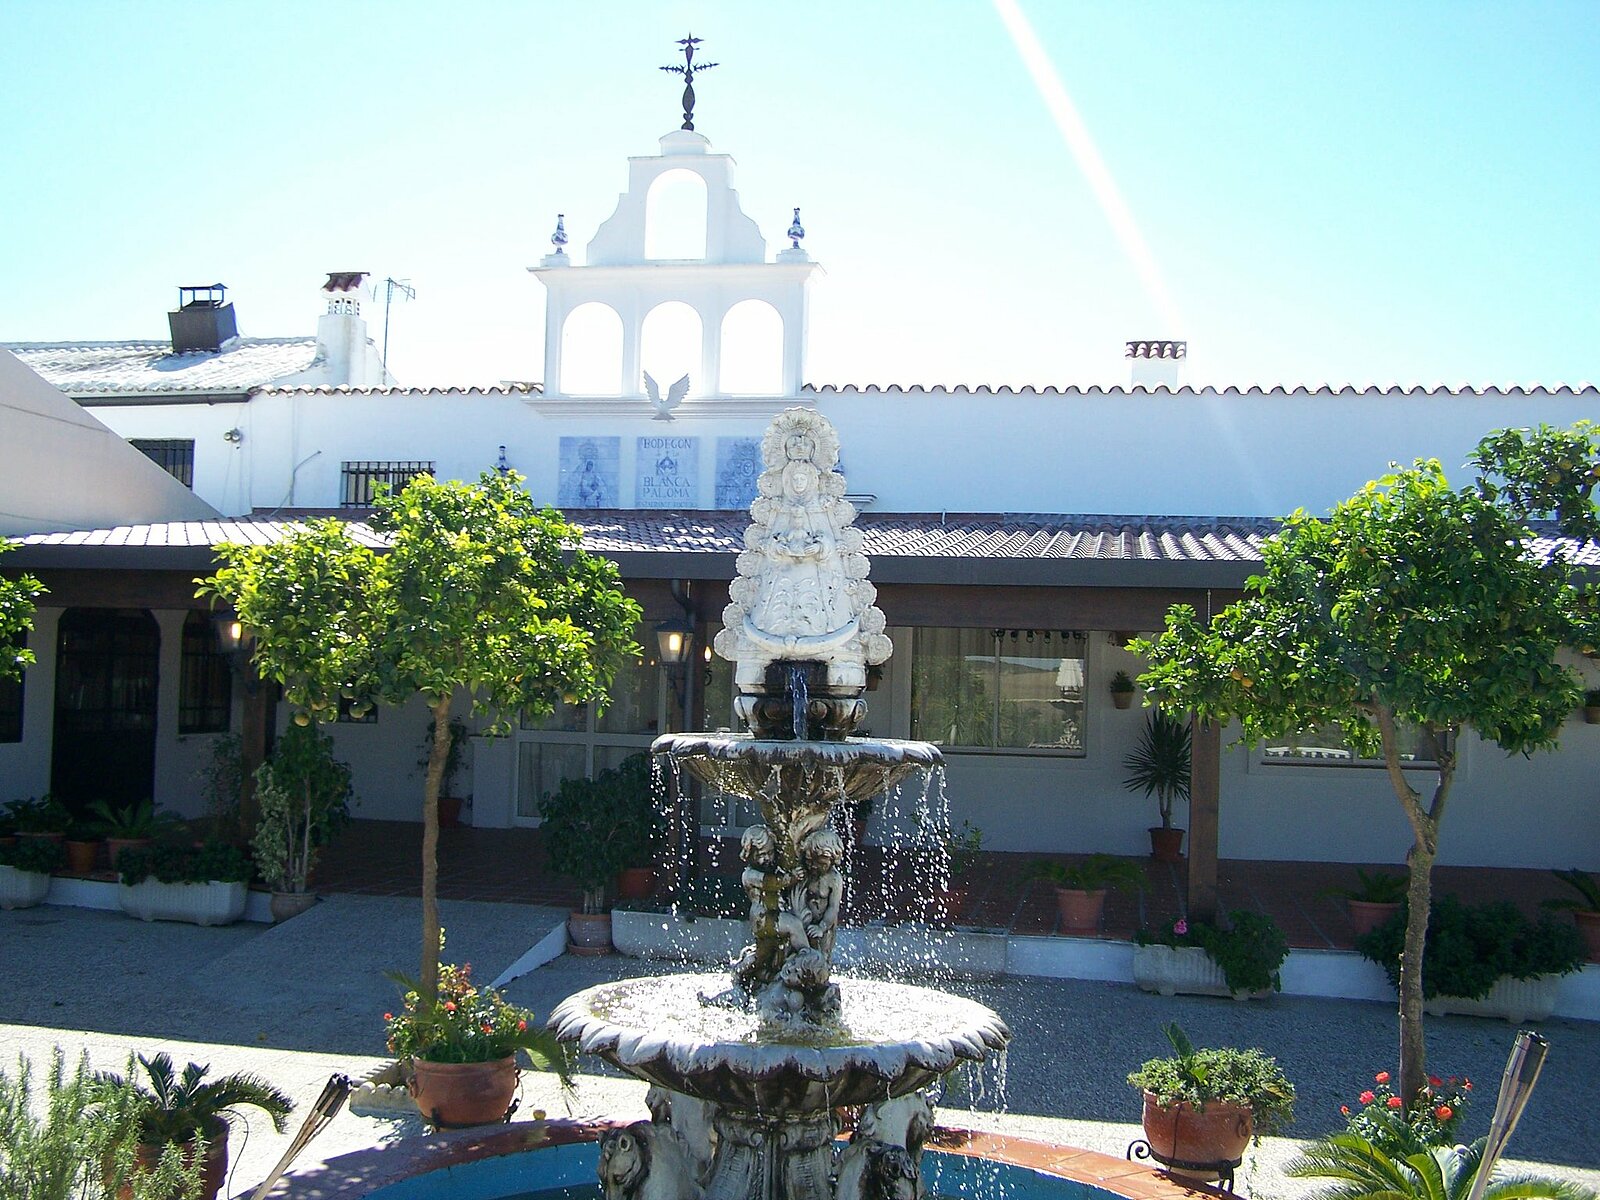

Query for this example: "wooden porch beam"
[1186,717,1220,923]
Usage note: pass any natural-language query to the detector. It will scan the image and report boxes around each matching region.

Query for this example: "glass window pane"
[701,639,735,732]
[597,640,660,734]
[1263,721,1437,764]
[996,640,1083,750]
[516,741,588,818]
[522,697,587,732]
[910,628,995,747]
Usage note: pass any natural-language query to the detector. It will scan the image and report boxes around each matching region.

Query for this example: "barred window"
[178,612,231,734]
[131,439,195,488]
[341,461,435,506]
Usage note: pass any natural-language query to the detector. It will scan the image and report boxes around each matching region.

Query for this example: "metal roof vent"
[168,284,239,353]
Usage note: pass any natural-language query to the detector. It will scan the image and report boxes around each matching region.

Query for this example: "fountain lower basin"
[548,973,1008,1112]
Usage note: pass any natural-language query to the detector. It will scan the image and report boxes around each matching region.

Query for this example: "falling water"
[788,662,809,740]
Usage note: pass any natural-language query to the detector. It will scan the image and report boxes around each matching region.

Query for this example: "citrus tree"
[1132,423,1598,1107]
[199,471,640,999]
[0,539,45,682]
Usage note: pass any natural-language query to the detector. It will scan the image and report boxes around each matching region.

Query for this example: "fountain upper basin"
[652,733,943,804]
[548,973,1008,1113]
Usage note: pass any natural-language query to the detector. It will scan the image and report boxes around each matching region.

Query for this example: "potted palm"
[1030,853,1144,936]
[539,757,659,953]
[0,836,64,908]
[1109,670,1137,710]
[98,1052,292,1200]
[385,957,570,1128]
[1324,867,1409,937]
[1128,1023,1295,1185]
[251,722,354,922]
[1122,709,1191,862]
[1542,867,1600,963]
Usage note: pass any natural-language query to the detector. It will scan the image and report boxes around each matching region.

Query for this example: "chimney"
[1126,339,1186,388]
[168,284,238,353]
[317,271,372,385]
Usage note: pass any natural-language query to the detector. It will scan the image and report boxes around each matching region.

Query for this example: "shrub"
[538,753,660,912]
[118,841,252,887]
[1136,910,1289,994]
[1356,895,1585,1000]
[1127,1023,1296,1137]
[0,836,66,874]
[385,959,571,1075]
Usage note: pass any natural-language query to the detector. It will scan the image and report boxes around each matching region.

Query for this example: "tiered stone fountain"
[549,408,1010,1200]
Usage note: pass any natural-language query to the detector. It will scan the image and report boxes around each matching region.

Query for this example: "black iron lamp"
[211,611,259,694]
[654,616,694,667]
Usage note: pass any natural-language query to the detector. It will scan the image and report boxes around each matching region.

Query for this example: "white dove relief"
[644,370,691,421]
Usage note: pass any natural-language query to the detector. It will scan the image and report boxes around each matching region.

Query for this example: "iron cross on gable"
[660,34,718,131]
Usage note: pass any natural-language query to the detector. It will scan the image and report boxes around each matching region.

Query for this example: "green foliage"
[1287,1132,1594,1200]
[1136,910,1289,994]
[1326,868,1410,905]
[1543,867,1600,912]
[538,753,659,911]
[117,841,252,886]
[1126,1023,1297,1136]
[1356,896,1586,999]
[251,723,353,891]
[384,960,572,1076]
[196,733,245,843]
[0,837,65,874]
[3,796,70,835]
[1337,1069,1471,1156]
[97,1052,291,1144]
[1030,852,1145,894]
[1470,420,1600,543]
[1121,709,1192,827]
[89,799,178,840]
[1109,669,1136,693]
[0,1049,203,1200]
[0,540,44,688]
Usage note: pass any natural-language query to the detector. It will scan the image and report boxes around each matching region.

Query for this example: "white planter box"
[0,866,51,910]
[1133,944,1269,1001]
[118,879,248,926]
[1424,975,1563,1024]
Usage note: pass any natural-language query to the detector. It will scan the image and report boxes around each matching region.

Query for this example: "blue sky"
[3,1,1596,389]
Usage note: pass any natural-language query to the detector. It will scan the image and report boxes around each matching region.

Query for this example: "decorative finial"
[787,207,805,250]
[550,214,568,253]
[660,33,718,131]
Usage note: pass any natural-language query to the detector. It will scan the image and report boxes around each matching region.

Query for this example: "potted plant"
[0,1048,205,1200]
[1324,867,1409,938]
[1122,709,1191,862]
[97,1052,292,1200]
[1583,687,1600,724]
[90,799,179,870]
[1356,895,1585,1022]
[1127,1023,1295,1184]
[116,841,253,926]
[539,757,660,953]
[609,753,662,901]
[63,817,103,874]
[1134,910,1288,999]
[1542,867,1600,963]
[251,722,353,922]
[418,717,470,828]
[1030,853,1144,936]
[1109,669,1137,710]
[6,795,69,841]
[0,836,64,909]
[385,957,570,1128]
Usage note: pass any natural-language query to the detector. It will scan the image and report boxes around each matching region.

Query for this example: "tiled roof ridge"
[3,336,315,352]
[252,383,543,396]
[802,382,1600,397]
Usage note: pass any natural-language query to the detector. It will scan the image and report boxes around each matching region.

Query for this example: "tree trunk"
[1398,835,1435,1106]
[421,696,452,1002]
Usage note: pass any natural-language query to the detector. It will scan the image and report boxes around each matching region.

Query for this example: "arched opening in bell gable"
[718,299,784,395]
[645,169,708,260]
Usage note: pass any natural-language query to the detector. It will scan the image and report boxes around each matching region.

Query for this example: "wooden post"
[1186,717,1220,923]
[237,675,275,840]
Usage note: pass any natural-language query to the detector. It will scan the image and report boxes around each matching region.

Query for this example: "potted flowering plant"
[0,835,64,909]
[385,957,571,1128]
[1128,1023,1295,1184]
[1334,1068,1470,1156]
[1134,910,1287,999]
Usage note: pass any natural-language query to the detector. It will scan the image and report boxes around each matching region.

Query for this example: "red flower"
[1435,1105,1453,1121]
[1428,1075,1442,1087]
[1387,1097,1403,1109]
[1359,1090,1376,1105]
[482,1024,494,1034]
[384,1013,394,1021]
[1374,1071,1390,1084]
[518,1019,528,1031]
[444,1001,457,1011]
[1463,1080,1472,1090]
[1340,1105,1351,1116]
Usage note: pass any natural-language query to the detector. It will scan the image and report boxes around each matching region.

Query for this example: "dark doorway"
[52,609,160,814]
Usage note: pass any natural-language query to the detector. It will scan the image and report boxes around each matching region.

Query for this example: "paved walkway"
[2,895,1596,1198]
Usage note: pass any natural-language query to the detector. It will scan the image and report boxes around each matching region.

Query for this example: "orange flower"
[1359,1090,1376,1105]
[444,1001,457,1011]
[1374,1071,1390,1084]
[1435,1105,1453,1120]
[1387,1096,1403,1109]
[1428,1075,1442,1087]
[482,1024,494,1034]
[1340,1105,1350,1116]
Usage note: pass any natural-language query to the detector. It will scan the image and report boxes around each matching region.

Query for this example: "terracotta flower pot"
[1346,899,1401,938]
[616,866,656,900]
[1583,705,1600,725]
[439,795,465,828]
[118,1123,229,1200]
[65,839,101,874]
[1140,1093,1252,1183]
[1573,909,1600,964]
[1054,886,1107,935]
[409,1056,517,1128]
[106,837,153,869]
[1148,826,1185,863]
[269,890,319,923]
[567,910,613,956]
[1112,690,1135,710]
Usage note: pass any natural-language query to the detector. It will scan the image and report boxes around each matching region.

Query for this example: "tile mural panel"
[715,437,762,510]
[636,435,699,509]
[558,436,620,508]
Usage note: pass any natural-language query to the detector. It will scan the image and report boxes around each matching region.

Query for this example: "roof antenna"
[374,277,416,384]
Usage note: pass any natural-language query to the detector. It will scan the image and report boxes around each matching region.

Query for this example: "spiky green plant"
[1543,868,1600,913]
[98,1053,292,1144]
[1287,1132,1594,1200]
[1122,709,1192,828]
